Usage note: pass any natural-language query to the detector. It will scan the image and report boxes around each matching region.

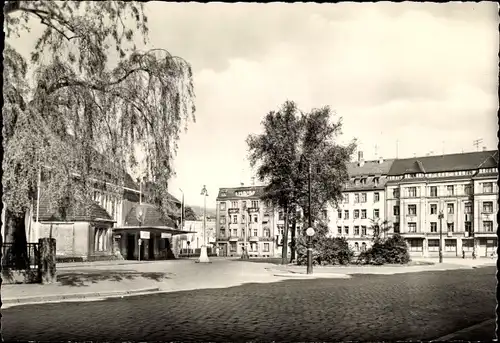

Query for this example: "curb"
[2,287,160,306]
[432,318,496,341]
[273,272,351,279]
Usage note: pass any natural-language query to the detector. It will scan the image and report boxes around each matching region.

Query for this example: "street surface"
[2,265,495,342]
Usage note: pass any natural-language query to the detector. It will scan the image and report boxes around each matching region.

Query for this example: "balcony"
[249,236,259,242]
[228,208,240,214]
[228,236,239,241]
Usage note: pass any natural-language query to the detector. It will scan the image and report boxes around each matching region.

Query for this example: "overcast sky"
[9,2,499,208]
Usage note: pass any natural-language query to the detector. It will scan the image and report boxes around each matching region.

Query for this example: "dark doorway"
[126,234,135,260]
[148,236,155,260]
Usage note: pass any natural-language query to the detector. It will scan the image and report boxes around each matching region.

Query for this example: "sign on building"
[140,231,150,239]
[161,233,172,239]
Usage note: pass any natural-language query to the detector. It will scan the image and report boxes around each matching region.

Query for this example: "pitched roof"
[217,186,267,200]
[388,150,499,176]
[38,195,113,222]
[123,203,177,228]
[347,159,395,177]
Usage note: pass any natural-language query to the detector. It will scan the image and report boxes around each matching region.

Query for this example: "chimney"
[378,156,384,164]
[240,182,244,186]
[251,177,255,186]
[483,146,487,151]
[358,151,364,167]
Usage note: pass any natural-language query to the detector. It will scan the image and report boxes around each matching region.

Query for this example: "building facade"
[329,152,395,254]
[386,150,498,257]
[215,186,276,257]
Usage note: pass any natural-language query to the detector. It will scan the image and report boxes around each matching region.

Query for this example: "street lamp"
[241,207,250,260]
[438,210,444,263]
[306,162,314,274]
[197,185,211,263]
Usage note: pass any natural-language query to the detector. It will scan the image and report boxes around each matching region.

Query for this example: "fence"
[1,242,40,270]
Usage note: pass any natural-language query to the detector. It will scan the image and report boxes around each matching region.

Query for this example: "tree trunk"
[3,208,28,269]
[281,204,289,265]
[290,217,296,263]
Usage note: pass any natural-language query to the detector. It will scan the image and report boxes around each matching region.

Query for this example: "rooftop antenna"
[473,138,483,151]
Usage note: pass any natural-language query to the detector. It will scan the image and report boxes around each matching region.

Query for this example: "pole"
[203,193,206,247]
[439,211,443,263]
[307,162,313,274]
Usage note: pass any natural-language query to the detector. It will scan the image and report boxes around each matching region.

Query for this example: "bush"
[296,236,354,266]
[357,234,410,265]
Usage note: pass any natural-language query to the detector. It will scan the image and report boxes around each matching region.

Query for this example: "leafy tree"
[184,206,199,221]
[3,1,195,267]
[247,101,356,265]
[357,234,410,265]
[370,219,393,242]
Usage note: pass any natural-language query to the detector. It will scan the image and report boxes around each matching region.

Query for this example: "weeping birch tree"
[3,1,196,267]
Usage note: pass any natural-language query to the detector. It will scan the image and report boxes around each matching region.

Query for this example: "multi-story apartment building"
[329,152,395,254]
[215,186,276,257]
[386,150,498,257]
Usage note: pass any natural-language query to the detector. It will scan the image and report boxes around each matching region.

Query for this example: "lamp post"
[241,207,250,260]
[197,185,211,263]
[438,210,444,263]
[307,162,314,274]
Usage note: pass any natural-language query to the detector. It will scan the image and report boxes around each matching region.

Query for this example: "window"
[447,223,454,233]
[445,239,456,252]
[361,178,367,185]
[373,178,379,186]
[483,182,493,193]
[408,239,423,252]
[249,242,258,252]
[393,206,400,216]
[241,229,245,237]
[263,243,270,252]
[354,242,359,251]
[338,209,342,219]
[231,201,238,208]
[253,215,259,223]
[354,210,360,219]
[220,216,226,224]
[373,209,379,219]
[279,211,284,221]
[408,205,417,216]
[430,186,438,197]
[344,194,349,203]
[361,226,367,236]
[219,202,226,211]
[464,203,472,214]
[354,226,360,235]
[361,242,367,252]
[361,193,367,203]
[322,210,328,220]
[430,222,437,233]
[483,221,493,232]
[393,223,400,233]
[408,187,417,197]
[446,185,454,196]
[447,203,454,214]
[354,194,359,203]
[253,229,258,237]
[232,229,237,236]
[344,226,349,235]
[408,222,417,232]
[251,200,259,208]
[430,204,437,215]
[393,189,400,198]
[230,242,237,252]
[232,215,238,224]
[374,192,380,202]
[242,201,247,209]
[344,210,349,220]
[337,226,342,235]
[483,201,493,213]
[278,225,284,235]
[463,239,473,251]
[263,228,270,237]
[428,239,439,251]
[464,185,472,195]
[361,210,367,219]
[464,222,472,234]
[94,228,108,252]
[220,228,226,237]
[241,215,245,224]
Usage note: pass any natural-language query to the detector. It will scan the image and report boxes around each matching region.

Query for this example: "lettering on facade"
[228,208,240,214]
[235,190,256,197]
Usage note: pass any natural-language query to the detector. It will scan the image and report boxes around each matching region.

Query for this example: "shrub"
[357,234,410,265]
[296,236,354,266]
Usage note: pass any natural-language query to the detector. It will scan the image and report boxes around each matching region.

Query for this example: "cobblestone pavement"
[2,266,495,342]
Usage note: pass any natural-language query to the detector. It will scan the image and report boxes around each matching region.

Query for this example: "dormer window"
[373,177,379,185]
[361,178,367,185]
[354,179,359,185]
